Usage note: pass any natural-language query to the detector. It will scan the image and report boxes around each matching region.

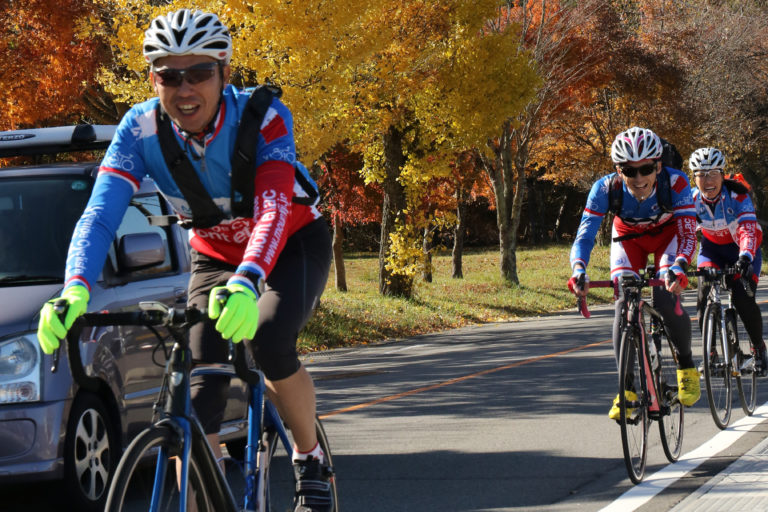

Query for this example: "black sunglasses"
[618,162,657,178]
[153,62,220,88]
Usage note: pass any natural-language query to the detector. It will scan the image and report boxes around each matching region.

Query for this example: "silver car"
[0,125,248,511]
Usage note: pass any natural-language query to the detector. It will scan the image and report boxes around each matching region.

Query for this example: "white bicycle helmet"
[143,9,232,64]
[689,147,725,171]
[610,126,663,163]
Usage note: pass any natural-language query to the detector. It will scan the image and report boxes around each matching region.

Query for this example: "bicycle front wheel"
[105,425,214,512]
[619,326,649,484]
[262,416,338,511]
[656,327,684,462]
[728,308,757,415]
[703,303,732,429]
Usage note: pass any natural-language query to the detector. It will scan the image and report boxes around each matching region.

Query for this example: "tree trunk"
[482,121,521,285]
[332,215,347,291]
[452,187,467,279]
[597,213,613,246]
[378,126,412,297]
[552,194,567,242]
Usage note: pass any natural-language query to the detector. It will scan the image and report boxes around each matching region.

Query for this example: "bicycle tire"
[702,303,732,429]
[260,416,338,511]
[728,308,757,415]
[104,424,214,512]
[619,326,648,484]
[656,325,684,462]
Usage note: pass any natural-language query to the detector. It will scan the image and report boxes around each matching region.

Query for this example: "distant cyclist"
[36,9,333,511]
[689,147,768,376]
[568,126,701,419]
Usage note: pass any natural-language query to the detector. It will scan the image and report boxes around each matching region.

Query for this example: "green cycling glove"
[37,285,90,355]
[208,283,259,343]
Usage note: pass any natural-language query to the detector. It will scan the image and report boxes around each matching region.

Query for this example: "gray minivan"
[0,125,248,511]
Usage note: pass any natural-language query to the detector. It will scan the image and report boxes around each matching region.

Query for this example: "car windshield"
[0,176,92,285]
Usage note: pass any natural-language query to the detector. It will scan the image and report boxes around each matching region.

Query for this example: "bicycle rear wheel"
[105,425,214,512]
[618,326,649,484]
[261,416,338,511]
[702,303,732,429]
[728,308,757,415]
[656,327,684,462]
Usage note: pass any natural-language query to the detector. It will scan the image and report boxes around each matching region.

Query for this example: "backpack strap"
[230,85,280,218]
[230,85,320,215]
[608,174,623,216]
[155,107,224,229]
[723,178,750,196]
[655,167,673,213]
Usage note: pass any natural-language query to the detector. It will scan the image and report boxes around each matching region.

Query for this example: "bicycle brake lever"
[215,289,231,305]
[50,298,69,373]
[577,296,591,319]
[139,301,173,324]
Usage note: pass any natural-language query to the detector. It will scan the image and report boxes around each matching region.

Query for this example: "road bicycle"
[577,268,684,484]
[692,266,757,429]
[52,299,338,512]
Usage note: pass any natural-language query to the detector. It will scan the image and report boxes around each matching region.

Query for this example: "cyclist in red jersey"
[569,127,701,419]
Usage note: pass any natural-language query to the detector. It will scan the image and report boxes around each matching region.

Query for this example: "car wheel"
[63,392,118,512]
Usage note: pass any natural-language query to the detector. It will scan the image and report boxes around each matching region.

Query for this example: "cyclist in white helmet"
[37,9,333,511]
[569,126,701,419]
[690,147,768,375]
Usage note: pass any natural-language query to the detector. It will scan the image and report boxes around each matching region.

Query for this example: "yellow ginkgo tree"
[93,0,539,297]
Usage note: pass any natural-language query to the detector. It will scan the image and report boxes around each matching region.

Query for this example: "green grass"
[298,244,613,352]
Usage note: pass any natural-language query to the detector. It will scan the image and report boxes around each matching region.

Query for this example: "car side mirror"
[117,232,166,272]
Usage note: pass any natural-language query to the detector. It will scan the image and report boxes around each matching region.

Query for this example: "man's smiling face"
[151,54,230,134]
[617,159,661,202]
[694,169,724,200]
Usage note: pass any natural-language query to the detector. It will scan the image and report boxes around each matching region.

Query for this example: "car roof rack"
[0,124,116,158]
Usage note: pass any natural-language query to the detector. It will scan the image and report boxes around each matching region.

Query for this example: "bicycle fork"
[244,382,293,512]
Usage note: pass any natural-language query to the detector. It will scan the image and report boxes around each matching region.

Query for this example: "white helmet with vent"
[689,147,725,171]
[143,9,232,64]
[610,126,663,163]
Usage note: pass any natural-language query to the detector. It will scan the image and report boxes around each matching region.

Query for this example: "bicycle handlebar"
[575,274,680,318]
[686,266,755,298]
[52,300,261,391]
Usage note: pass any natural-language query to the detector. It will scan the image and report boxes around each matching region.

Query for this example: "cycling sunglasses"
[693,169,724,179]
[152,62,220,88]
[618,162,657,178]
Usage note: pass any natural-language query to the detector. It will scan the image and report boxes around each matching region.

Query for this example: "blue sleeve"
[570,176,610,270]
[255,97,296,168]
[667,168,696,218]
[64,174,134,291]
[64,110,148,291]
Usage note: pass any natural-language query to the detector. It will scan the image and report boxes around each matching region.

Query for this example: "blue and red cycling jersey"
[65,84,322,293]
[570,167,697,271]
[693,184,762,269]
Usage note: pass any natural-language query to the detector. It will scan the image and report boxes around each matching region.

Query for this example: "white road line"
[600,403,768,512]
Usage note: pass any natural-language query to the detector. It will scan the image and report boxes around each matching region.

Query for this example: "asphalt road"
[3,286,768,511]
[306,287,768,511]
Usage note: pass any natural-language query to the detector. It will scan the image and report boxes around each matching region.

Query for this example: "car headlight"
[0,335,41,403]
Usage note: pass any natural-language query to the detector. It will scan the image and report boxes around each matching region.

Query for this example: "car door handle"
[174,287,187,304]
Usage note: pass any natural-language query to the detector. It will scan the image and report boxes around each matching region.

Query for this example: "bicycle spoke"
[657,327,684,462]
[728,309,758,415]
[619,327,648,484]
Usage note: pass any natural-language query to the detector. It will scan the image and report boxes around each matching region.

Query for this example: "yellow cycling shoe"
[608,390,638,420]
[677,367,701,406]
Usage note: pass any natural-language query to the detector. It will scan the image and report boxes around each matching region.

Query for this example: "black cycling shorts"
[187,217,331,434]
